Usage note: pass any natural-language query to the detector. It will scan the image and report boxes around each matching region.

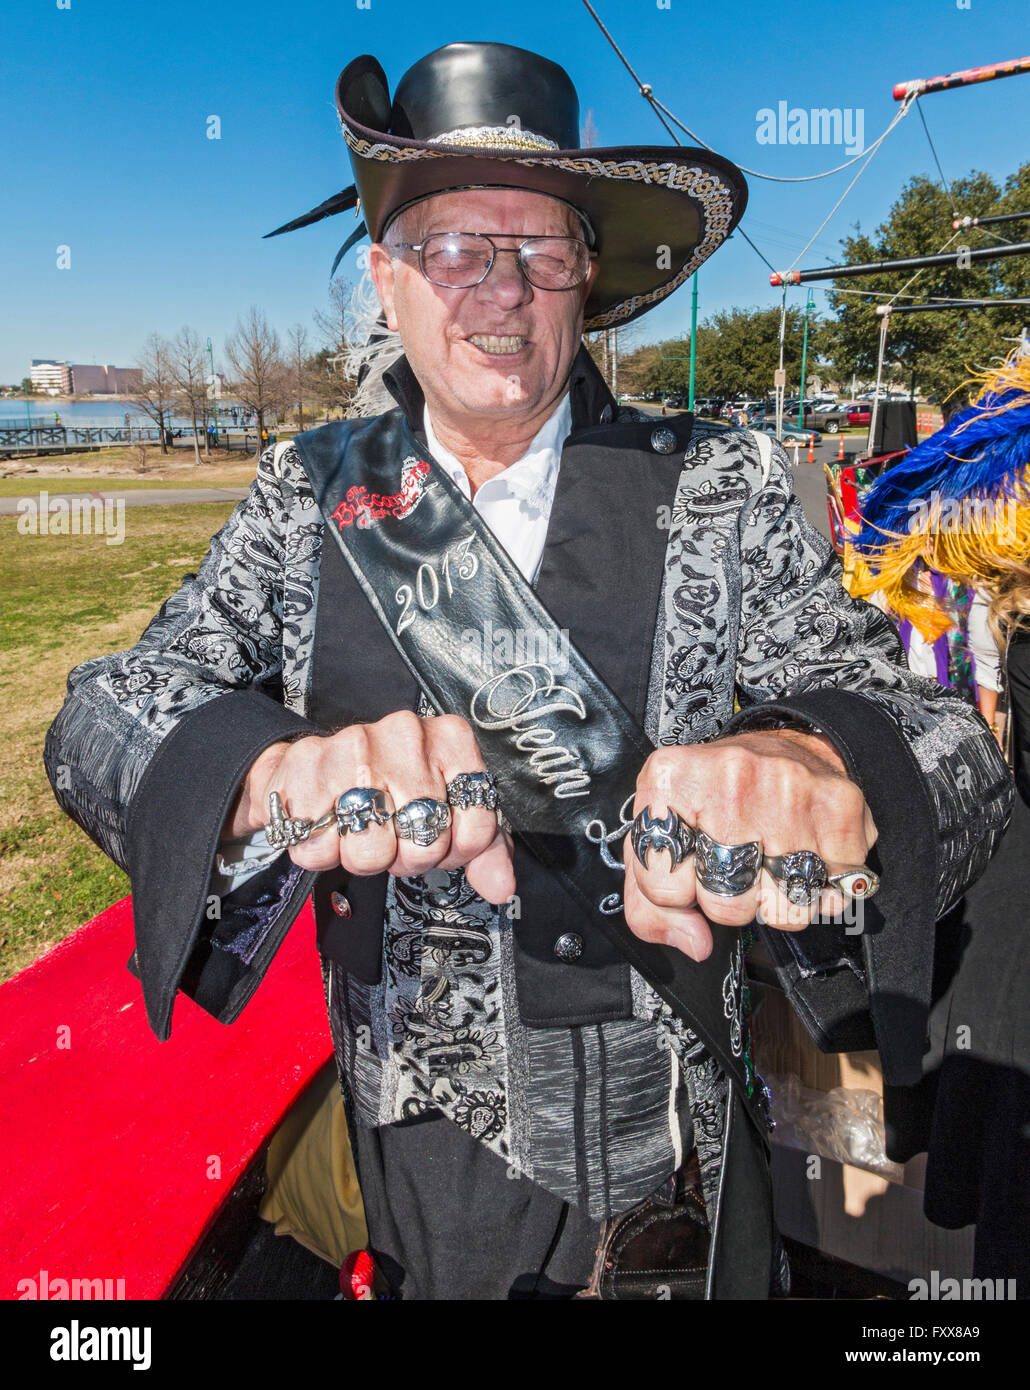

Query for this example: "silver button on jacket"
[553,932,584,961]
[650,427,678,453]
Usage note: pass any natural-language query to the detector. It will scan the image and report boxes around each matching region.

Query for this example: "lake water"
[0,399,253,429]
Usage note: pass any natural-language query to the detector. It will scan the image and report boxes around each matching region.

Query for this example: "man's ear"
[368,243,400,332]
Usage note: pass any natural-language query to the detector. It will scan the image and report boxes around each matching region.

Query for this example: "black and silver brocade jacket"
[44,345,1014,1217]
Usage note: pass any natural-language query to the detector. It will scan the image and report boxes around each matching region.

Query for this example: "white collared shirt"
[422,392,571,583]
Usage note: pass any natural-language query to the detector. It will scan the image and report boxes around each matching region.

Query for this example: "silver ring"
[394,796,452,848]
[763,851,828,906]
[631,806,695,872]
[446,771,499,812]
[694,829,763,897]
[335,787,394,836]
[264,790,336,850]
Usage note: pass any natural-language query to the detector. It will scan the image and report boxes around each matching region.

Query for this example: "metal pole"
[775,286,787,441]
[867,311,890,455]
[688,272,698,411]
[771,240,1030,286]
[952,210,1030,231]
[206,337,219,445]
[797,289,814,428]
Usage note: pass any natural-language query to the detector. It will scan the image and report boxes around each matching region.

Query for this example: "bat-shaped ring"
[631,806,696,873]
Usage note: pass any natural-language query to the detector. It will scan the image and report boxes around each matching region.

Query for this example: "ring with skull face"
[394,796,452,848]
[762,850,827,905]
[446,771,499,812]
[334,787,395,836]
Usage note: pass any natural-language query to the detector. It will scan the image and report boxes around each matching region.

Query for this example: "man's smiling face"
[369,187,600,431]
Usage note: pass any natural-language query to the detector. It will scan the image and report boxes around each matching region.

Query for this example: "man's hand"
[226,713,515,905]
[623,730,877,961]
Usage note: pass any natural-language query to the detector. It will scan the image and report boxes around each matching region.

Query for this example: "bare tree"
[313,277,359,420]
[132,332,177,455]
[224,307,291,457]
[168,327,212,464]
[286,322,313,433]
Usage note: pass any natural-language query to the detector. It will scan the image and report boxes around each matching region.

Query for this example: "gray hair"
[340,272,404,418]
[381,192,590,251]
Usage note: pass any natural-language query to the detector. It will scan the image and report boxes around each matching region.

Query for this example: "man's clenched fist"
[623,729,877,961]
[227,712,515,904]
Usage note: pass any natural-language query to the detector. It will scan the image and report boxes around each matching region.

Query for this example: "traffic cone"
[837,434,845,461]
[808,439,815,465]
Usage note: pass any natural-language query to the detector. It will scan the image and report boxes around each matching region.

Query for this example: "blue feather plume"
[852,389,1030,555]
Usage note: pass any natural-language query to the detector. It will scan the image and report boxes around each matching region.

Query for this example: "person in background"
[851,343,1030,1282]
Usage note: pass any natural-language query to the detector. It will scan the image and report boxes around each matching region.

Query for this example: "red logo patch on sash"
[332,456,431,529]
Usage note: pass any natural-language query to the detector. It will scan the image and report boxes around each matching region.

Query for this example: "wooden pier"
[0,424,263,458]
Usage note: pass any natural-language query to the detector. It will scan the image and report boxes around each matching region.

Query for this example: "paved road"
[0,486,250,514]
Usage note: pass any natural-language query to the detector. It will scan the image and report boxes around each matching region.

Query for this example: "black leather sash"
[293,411,767,1132]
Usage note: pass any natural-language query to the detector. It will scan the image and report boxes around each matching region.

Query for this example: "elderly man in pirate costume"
[45,42,1013,1300]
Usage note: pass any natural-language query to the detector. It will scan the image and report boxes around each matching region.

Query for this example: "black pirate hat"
[264,41,747,331]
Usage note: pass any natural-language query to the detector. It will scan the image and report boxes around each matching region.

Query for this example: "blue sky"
[2,0,1028,382]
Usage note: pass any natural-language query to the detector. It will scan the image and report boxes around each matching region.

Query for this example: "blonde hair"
[987,560,1030,646]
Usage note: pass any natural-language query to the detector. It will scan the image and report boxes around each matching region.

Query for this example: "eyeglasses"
[394,231,595,290]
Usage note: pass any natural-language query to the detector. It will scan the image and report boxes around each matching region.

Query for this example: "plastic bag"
[765,1071,904,1180]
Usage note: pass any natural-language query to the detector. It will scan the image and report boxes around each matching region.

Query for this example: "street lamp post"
[797,289,814,429]
[206,337,219,445]
[688,273,699,411]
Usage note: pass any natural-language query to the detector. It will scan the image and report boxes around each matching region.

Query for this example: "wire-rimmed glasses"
[394,231,595,290]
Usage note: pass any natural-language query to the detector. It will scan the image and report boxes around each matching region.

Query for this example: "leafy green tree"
[619,309,828,401]
[822,165,1030,413]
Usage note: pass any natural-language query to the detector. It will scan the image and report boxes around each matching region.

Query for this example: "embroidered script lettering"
[332,456,430,528]
[469,664,592,798]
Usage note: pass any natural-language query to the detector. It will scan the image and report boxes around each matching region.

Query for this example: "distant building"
[69,364,143,395]
[27,360,142,395]
[30,359,73,395]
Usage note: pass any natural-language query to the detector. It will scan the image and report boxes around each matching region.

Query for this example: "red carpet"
[0,897,331,1300]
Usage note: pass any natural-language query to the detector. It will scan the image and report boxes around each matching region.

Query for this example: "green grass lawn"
[0,501,238,983]
[0,474,254,496]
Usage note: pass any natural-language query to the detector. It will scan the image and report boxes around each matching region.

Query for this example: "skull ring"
[446,771,499,812]
[763,851,828,906]
[394,797,452,848]
[694,830,763,898]
[334,787,395,836]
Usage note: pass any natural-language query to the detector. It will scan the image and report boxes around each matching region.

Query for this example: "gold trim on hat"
[427,124,559,152]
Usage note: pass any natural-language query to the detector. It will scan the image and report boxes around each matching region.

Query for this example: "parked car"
[754,420,823,446]
[792,400,869,433]
[847,404,872,427]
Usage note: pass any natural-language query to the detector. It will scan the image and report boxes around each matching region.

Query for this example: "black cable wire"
[580,0,777,276]
[734,228,778,274]
[916,98,958,216]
